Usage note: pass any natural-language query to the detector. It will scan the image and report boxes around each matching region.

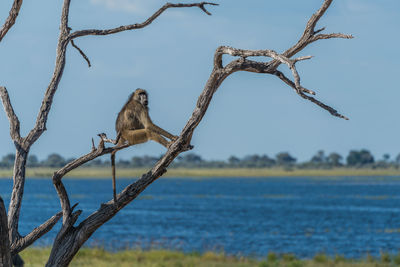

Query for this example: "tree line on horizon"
[0,149,400,169]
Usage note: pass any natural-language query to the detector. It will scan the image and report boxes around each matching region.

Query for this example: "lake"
[1,176,400,258]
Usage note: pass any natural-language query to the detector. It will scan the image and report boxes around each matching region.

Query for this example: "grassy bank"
[1,167,400,178]
[20,248,400,267]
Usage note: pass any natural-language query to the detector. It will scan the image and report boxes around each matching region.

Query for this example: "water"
[1,176,400,258]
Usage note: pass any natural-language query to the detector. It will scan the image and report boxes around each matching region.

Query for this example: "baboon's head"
[133,88,148,107]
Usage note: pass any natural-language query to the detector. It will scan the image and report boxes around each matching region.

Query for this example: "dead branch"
[208,0,352,120]
[10,211,62,255]
[273,71,348,120]
[71,40,91,67]
[68,2,218,40]
[0,0,23,42]
[215,46,313,92]
[214,45,348,119]
[53,137,130,224]
[0,87,21,143]
[281,0,353,60]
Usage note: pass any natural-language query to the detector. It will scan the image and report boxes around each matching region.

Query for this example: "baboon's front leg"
[98,133,118,145]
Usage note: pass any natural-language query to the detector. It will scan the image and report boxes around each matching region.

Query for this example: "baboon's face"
[138,92,148,107]
[134,89,148,107]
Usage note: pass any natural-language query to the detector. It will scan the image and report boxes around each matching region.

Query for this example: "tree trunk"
[7,149,28,243]
[0,197,12,267]
[46,228,81,267]
[11,255,24,267]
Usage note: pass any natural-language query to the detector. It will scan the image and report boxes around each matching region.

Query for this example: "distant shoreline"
[1,167,400,178]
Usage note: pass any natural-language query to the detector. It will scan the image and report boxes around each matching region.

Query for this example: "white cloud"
[90,0,163,15]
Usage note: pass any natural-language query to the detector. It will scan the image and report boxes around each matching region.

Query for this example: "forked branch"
[53,138,129,224]
[215,45,348,119]
[282,0,353,60]
[10,211,62,255]
[209,0,352,120]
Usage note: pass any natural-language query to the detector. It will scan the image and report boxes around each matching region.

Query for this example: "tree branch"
[0,87,21,143]
[274,70,348,120]
[311,32,353,42]
[71,40,91,67]
[10,211,62,255]
[60,0,71,34]
[24,19,70,145]
[53,138,128,225]
[0,0,23,43]
[216,46,313,91]
[304,0,332,36]
[68,2,218,40]
[7,150,28,244]
[276,0,353,66]
[214,47,346,118]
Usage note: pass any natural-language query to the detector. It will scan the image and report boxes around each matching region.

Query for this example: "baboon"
[110,88,178,202]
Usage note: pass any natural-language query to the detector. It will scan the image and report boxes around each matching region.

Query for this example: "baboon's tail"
[111,151,117,203]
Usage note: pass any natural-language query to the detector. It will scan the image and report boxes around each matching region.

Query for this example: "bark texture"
[0,0,23,42]
[0,197,11,267]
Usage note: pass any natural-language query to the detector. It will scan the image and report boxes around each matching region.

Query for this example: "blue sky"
[0,0,399,162]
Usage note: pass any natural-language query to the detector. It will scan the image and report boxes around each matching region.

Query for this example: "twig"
[71,40,91,67]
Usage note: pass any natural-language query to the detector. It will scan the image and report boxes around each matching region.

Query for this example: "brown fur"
[111,88,178,202]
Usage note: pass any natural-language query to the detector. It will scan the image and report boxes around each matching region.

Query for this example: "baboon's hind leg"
[123,129,170,148]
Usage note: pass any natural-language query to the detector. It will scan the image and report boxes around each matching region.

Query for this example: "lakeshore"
[20,248,400,267]
[1,167,400,178]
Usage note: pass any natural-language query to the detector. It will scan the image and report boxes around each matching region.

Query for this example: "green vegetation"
[20,248,400,267]
[2,167,400,178]
[2,149,400,170]
[2,149,400,178]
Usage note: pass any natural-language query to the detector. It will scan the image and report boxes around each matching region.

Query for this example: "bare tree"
[0,0,352,266]
[0,2,48,266]
[0,1,215,266]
